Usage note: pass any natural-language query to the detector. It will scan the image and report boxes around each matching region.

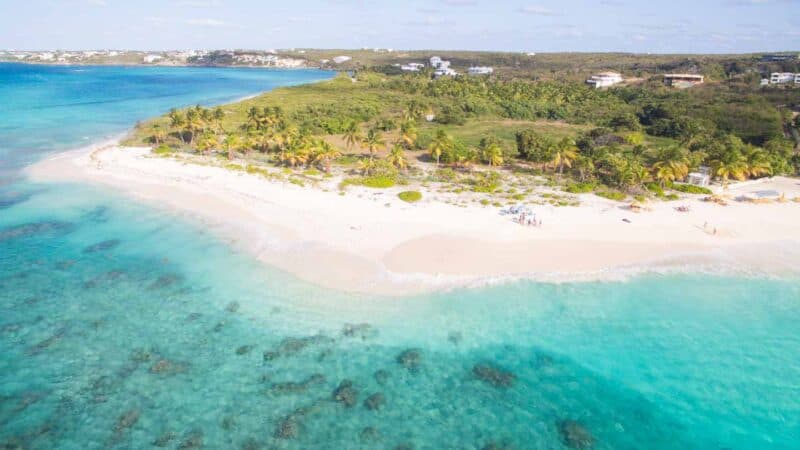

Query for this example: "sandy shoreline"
[25,144,800,295]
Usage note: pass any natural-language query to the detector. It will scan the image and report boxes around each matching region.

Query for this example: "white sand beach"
[27,145,800,295]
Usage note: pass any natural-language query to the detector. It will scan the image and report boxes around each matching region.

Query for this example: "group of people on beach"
[518,212,542,228]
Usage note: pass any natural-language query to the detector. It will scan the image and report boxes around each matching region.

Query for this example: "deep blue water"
[1,63,799,449]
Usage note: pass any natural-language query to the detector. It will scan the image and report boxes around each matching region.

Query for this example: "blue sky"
[0,0,798,53]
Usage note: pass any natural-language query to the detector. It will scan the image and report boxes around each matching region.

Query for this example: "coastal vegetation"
[126,63,800,204]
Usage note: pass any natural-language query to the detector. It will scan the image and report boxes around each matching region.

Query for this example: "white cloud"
[519,5,556,16]
[441,0,477,6]
[175,0,223,7]
[185,18,232,27]
[144,16,238,28]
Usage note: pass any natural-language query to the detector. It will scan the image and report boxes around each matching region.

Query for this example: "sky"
[0,0,798,53]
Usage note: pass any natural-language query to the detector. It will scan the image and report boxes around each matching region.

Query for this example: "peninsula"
[27,53,800,294]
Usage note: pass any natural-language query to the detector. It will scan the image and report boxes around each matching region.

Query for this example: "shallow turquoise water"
[1,63,799,449]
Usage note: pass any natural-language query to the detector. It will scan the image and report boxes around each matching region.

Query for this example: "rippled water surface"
[1,63,799,449]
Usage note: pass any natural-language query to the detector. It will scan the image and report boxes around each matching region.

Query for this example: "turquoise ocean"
[0,62,798,449]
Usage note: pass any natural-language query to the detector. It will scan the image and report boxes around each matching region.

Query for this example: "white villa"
[434,67,458,78]
[143,54,163,64]
[770,72,796,84]
[467,66,494,75]
[585,71,623,88]
[429,56,451,69]
[664,74,704,88]
[332,56,352,64]
[401,63,425,72]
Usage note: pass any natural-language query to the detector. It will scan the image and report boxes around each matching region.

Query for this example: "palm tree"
[183,108,205,146]
[572,155,595,182]
[196,132,219,155]
[362,129,385,159]
[399,121,418,149]
[150,125,167,145]
[710,150,748,187]
[342,121,362,151]
[651,145,690,187]
[428,129,452,166]
[630,161,651,191]
[168,109,186,143]
[550,138,578,176]
[744,146,772,178]
[247,107,262,131]
[357,158,377,175]
[212,107,225,131]
[481,142,504,167]
[386,146,409,171]
[274,126,301,152]
[312,140,341,173]
[222,134,242,160]
[403,100,425,122]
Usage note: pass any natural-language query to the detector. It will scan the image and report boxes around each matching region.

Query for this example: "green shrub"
[671,183,712,195]
[432,168,459,182]
[362,175,396,188]
[398,191,422,203]
[595,190,627,201]
[341,175,396,189]
[469,171,502,193]
[152,144,173,155]
[565,182,597,193]
[645,183,665,197]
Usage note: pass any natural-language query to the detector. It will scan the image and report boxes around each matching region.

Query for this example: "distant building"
[401,63,425,72]
[796,74,800,85]
[761,54,798,62]
[433,67,458,78]
[467,66,494,75]
[664,73,704,88]
[687,173,710,187]
[332,56,351,64]
[143,54,162,64]
[760,78,770,87]
[687,166,711,187]
[586,71,623,88]
[429,56,451,70]
[770,72,796,84]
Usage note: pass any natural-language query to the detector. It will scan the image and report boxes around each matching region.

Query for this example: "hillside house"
[664,74,704,88]
[467,66,494,75]
[770,72,795,84]
[586,71,623,88]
